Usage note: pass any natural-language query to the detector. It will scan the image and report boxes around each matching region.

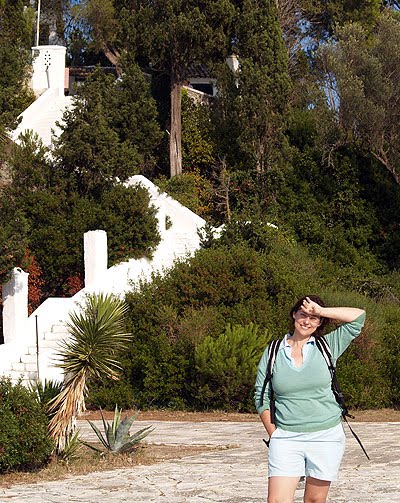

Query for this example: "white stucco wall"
[31,45,67,96]
[2,268,29,345]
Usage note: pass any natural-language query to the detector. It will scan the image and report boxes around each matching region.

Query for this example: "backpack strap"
[315,336,350,415]
[260,339,281,448]
[315,336,370,460]
[259,339,281,408]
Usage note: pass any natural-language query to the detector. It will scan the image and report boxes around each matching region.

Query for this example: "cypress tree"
[0,0,34,131]
[214,0,291,183]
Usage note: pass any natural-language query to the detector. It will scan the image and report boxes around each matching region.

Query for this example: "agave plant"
[82,406,153,454]
[48,293,132,452]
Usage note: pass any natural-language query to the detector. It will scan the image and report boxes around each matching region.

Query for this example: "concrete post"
[84,230,108,288]
[2,268,29,345]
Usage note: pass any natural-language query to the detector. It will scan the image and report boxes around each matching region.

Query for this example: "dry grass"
[0,443,222,489]
[82,408,400,423]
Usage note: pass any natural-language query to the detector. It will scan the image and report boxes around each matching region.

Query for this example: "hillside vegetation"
[1,1,400,409]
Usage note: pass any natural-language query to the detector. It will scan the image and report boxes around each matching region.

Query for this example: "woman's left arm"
[303,298,366,359]
[302,298,365,322]
[318,306,365,323]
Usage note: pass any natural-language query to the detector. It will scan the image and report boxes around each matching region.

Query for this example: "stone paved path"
[0,421,399,502]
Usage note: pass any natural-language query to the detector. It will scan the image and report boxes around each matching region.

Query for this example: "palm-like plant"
[82,406,153,454]
[48,293,131,452]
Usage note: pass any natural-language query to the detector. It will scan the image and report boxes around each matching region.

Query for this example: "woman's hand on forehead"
[302,297,322,316]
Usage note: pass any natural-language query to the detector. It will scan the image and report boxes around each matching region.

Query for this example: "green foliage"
[0,196,29,284]
[55,65,162,194]
[299,0,382,40]
[0,377,53,473]
[328,297,399,409]
[28,379,64,418]
[99,184,160,265]
[87,381,135,410]
[57,431,83,463]
[195,323,273,411]
[82,406,153,454]
[213,0,290,177]
[0,0,35,130]
[318,12,400,186]
[131,1,235,80]
[2,131,160,296]
[155,171,214,219]
[118,228,400,411]
[181,90,216,173]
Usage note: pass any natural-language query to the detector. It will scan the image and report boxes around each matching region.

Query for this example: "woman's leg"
[303,477,331,503]
[267,476,300,503]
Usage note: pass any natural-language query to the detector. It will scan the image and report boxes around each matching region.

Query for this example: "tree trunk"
[170,76,182,177]
[101,44,122,76]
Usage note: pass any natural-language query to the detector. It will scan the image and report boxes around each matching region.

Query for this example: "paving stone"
[0,421,398,502]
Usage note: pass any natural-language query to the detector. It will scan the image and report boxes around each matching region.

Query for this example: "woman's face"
[292,309,322,337]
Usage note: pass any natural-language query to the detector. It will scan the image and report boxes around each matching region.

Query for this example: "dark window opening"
[191,83,214,95]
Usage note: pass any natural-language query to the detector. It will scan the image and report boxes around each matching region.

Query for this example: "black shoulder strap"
[259,339,281,407]
[315,336,370,460]
[315,336,349,414]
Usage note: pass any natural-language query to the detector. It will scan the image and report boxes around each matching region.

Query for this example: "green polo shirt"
[254,313,366,432]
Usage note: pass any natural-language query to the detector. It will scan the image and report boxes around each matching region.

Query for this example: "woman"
[254,295,366,503]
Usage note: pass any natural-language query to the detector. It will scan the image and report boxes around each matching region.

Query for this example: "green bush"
[127,333,194,410]
[0,377,53,473]
[323,292,398,409]
[87,381,136,410]
[155,171,214,220]
[195,323,273,411]
[118,229,400,411]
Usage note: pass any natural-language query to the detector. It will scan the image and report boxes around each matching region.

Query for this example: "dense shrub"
[195,323,273,411]
[321,292,398,409]
[87,381,136,410]
[155,171,214,220]
[86,228,400,412]
[0,377,53,472]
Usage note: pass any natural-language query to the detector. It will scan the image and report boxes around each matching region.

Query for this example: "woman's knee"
[268,497,294,503]
[267,476,299,503]
[303,477,330,503]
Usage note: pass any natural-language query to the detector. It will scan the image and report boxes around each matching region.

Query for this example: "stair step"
[3,369,37,383]
[20,353,36,364]
[11,362,26,372]
[43,331,68,342]
[24,362,39,372]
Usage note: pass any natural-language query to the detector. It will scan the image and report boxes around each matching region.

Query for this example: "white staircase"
[0,176,216,385]
[3,323,69,385]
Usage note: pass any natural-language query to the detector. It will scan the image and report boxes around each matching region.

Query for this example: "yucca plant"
[82,406,153,454]
[48,293,132,452]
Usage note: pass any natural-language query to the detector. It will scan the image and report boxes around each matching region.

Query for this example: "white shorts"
[268,423,346,481]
